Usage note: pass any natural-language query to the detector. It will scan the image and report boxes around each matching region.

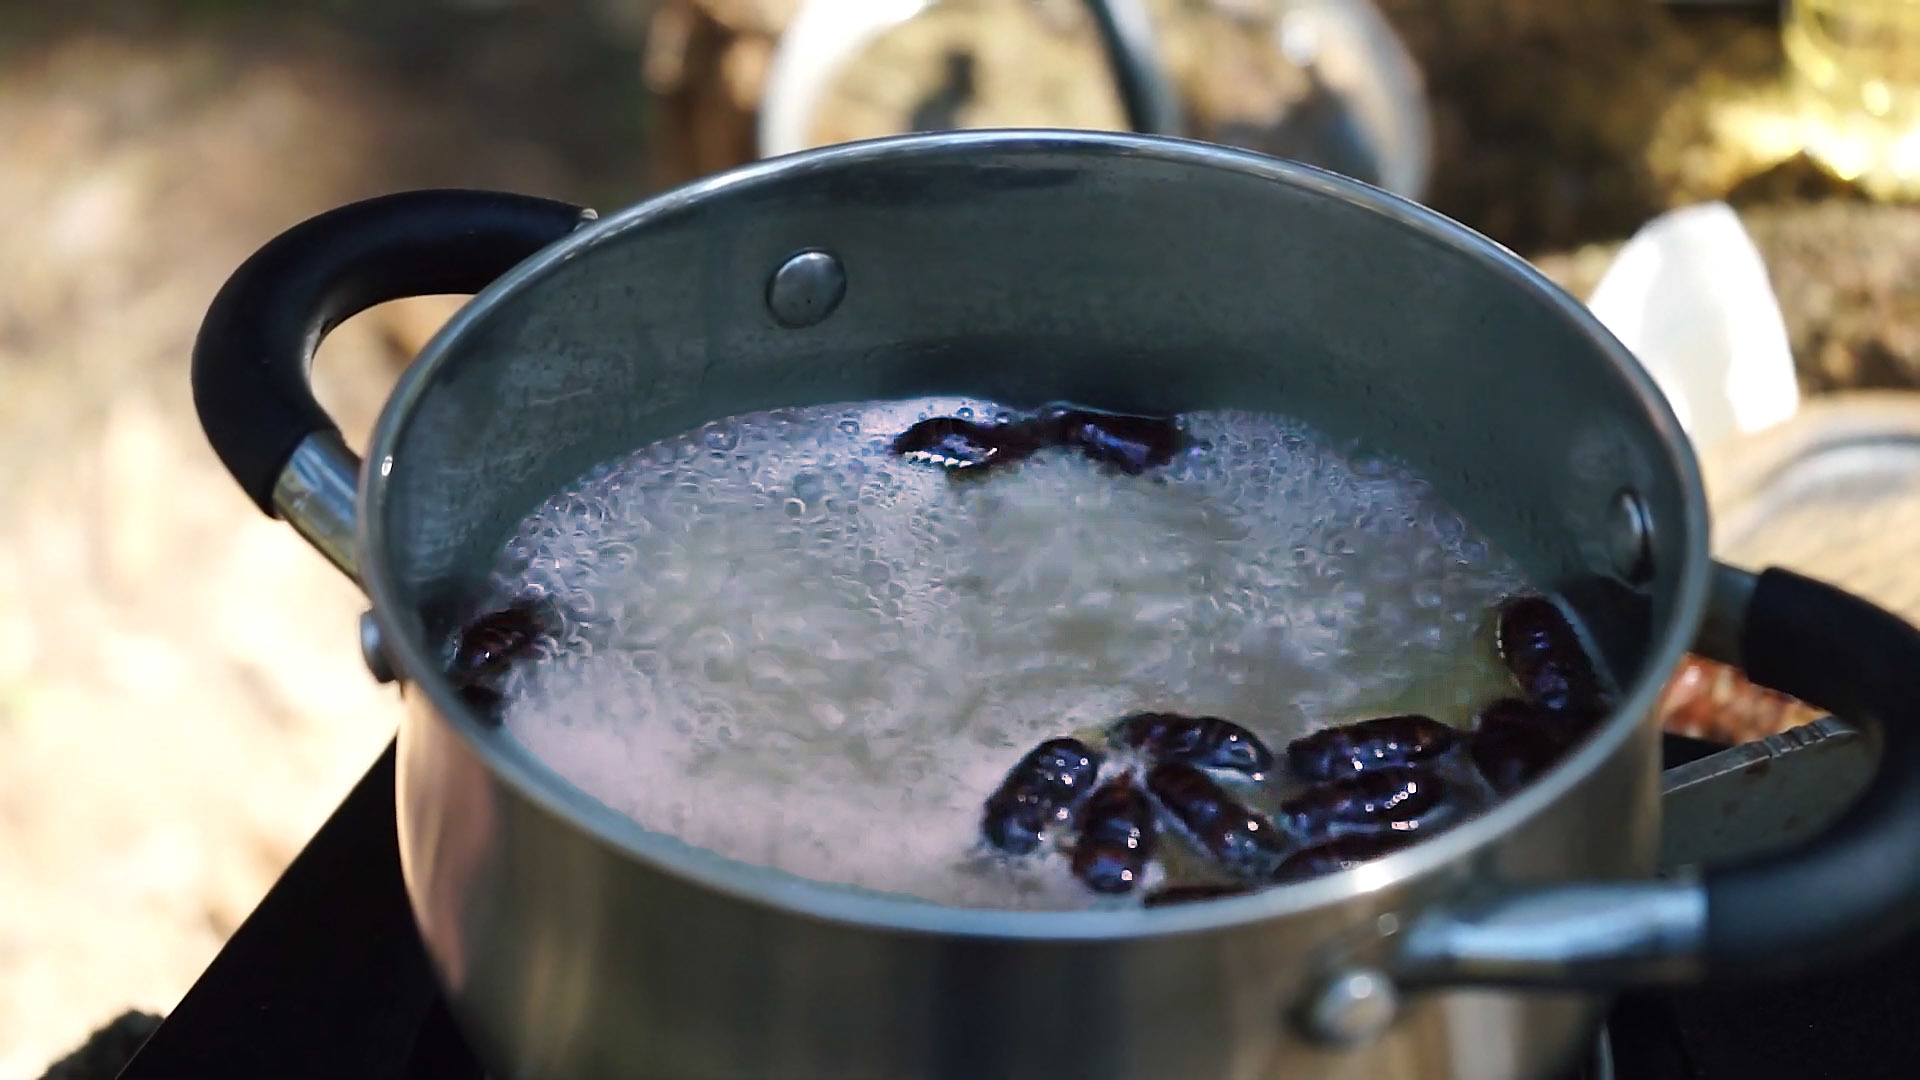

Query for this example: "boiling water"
[476,398,1532,910]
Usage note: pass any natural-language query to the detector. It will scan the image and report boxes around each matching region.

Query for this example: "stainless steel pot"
[190,130,1920,1080]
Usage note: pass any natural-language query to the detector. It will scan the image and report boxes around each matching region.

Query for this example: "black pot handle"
[1392,563,1920,993]
[1699,565,1920,977]
[192,189,588,576]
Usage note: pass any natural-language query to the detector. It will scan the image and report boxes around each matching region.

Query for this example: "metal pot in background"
[758,0,1433,201]
[191,131,1920,1080]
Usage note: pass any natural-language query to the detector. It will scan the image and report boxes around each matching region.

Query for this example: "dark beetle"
[1145,762,1288,877]
[1270,831,1420,884]
[1143,883,1253,908]
[1278,766,1447,839]
[447,598,554,715]
[980,737,1103,854]
[1071,775,1158,894]
[1111,712,1274,776]
[889,417,1043,473]
[1475,695,1596,742]
[891,407,1183,476]
[1037,406,1185,475]
[1495,595,1606,715]
[1285,714,1458,782]
[1468,697,1578,796]
[451,598,552,682]
[456,682,505,710]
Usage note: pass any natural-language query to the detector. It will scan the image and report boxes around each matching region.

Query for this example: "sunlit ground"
[0,3,651,1074]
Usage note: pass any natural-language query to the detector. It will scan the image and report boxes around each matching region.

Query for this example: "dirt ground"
[0,2,654,1075]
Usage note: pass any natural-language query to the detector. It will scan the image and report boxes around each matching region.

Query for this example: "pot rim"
[359,129,1711,941]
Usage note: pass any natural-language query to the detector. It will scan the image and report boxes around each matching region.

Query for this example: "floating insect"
[1269,832,1422,884]
[1110,712,1274,775]
[891,406,1183,477]
[1284,714,1459,782]
[1467,697,1580,796]
[980,737,1104,854]
[1071,775,1159,894]
[889,416,1043,473]
[1278,766,1450,840]
[1143,883,1252,907]
[1036,406,1185,475]
[1145,762,1288,878]
[986,724,1279,896]
[971,589,1619,904]
[1496,595,1606,716]
[447,598,554,714]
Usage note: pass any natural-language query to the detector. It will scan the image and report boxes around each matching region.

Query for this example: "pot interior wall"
[375,138,1691,695]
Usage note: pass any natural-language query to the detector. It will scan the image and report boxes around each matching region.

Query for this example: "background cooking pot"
[191,131,1920,1080]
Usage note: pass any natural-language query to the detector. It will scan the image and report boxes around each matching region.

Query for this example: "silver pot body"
[193,131,1920,1080]
[392,679,1656,1080]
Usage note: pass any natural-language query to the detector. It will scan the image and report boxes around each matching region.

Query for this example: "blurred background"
[1,0,1915,1077]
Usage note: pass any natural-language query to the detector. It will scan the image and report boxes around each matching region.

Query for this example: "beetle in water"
[963,595,1616,900]
[889,416,1043,473]
[1467,696,1582,796]
[1269,831,1421,884]
[456,682,505,710]
[980,737,1104,854]
[891,406,1183,477]
[1110,712,1274,776]
[1278,766,1449,841]
[447,598,555,714]
[1071,774,1159,894]
[1284,714,1459,782]
[452,599,551,679]
[1495,594,1607,716]
[989,715,1279,897]
[1143,882,1252,908]
[1036,406,1185,475]
[1145,762,1288,878]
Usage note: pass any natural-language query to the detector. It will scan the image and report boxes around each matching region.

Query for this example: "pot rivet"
[766,250,846,328]
[1301,968,1399,1046]
[1607,487,1655,585]
[359,610,397,685]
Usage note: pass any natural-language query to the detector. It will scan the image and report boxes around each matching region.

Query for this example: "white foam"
[478,398,1531,910]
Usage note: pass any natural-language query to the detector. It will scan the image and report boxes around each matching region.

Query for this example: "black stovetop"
[115,736,1920,1080]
